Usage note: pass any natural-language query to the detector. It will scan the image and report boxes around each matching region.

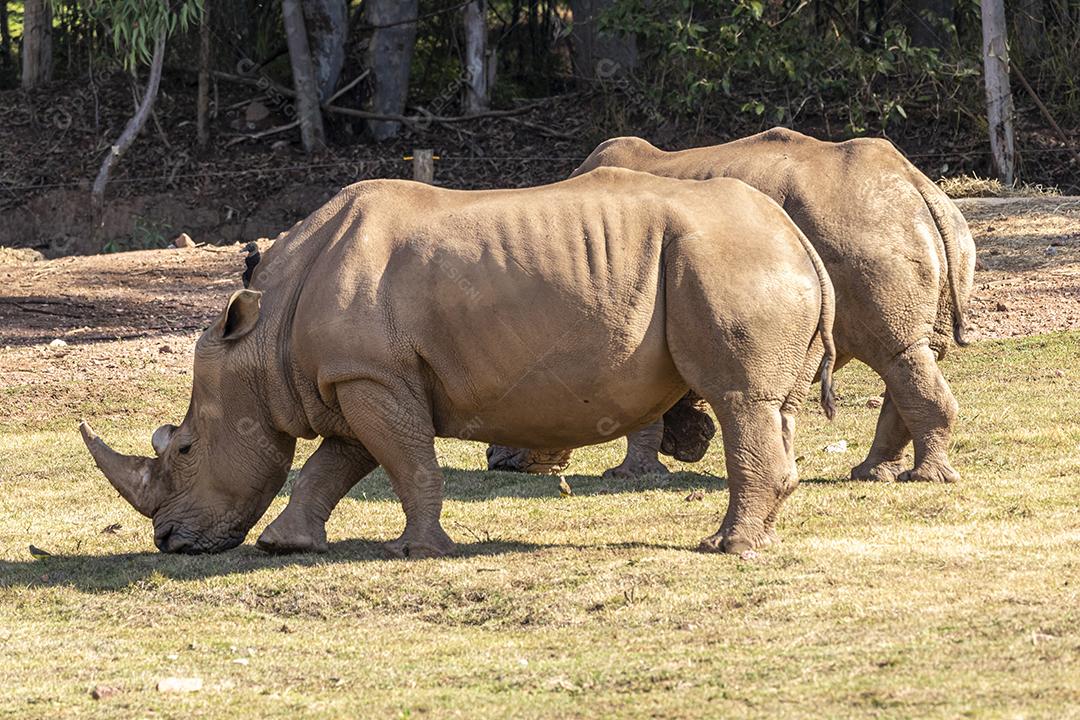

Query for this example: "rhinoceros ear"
[218,289,262,341]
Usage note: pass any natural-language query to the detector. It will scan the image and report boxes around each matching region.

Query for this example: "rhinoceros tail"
[791,225,837,420]
[913,174,972,347]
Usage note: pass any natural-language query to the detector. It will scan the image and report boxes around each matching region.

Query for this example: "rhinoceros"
[490,128,976,484]
[80,167,835,557]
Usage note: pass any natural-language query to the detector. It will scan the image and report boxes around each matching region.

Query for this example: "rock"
[245,100,270,125]
[995,302,1009,312]
[271,140,291,153]
[91,685,119,700]
[48,338,68,347]
[824,439,848,454]
[157,677,203,693]
[233,658,249,665]
[865,397,883,409]
[173,233,196,249]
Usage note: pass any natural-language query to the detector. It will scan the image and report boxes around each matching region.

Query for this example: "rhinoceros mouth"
[154,523,246,554]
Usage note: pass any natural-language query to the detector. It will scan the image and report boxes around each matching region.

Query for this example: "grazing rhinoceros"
[80,167,835,557]
[489,128,976,484]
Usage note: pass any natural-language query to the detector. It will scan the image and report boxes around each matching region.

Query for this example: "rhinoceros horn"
[79,421,160,518]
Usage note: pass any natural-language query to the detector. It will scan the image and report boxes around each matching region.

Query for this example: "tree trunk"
[568,0,637,80]
[363,0,419,141]
[463,0,489,113]
[20,0,53,89]
[1013,0,1045,61]
[981,0,1016,184]
[302,0,347,102]
[91,31,166,233]
[282,0,326,152]
[902,0,954,51]
[197,0,212,150]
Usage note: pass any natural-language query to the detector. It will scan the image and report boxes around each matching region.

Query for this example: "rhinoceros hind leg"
[338,381,458,559]
[602,420,669,479]
[880,342,961,484]
[698,398,793,554]
[850,392,911,482]
[257,436,377,554]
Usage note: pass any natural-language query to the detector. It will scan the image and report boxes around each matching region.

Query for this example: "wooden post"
[412,149,434,184]
[981,0,1016,185]
[463,0,489,113]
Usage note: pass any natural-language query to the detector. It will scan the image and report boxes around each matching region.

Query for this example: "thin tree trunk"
[1013,0,1045,60]
[463,0,489,113]
[981,0,1016,184]
[91,30,167,229]
[282,0,326,152]
[569,0,637,80]
[364,0,419,141]
[197,0,212,149]
[902,0,954,51]
[301,0,347,102]
[20,0,53,89]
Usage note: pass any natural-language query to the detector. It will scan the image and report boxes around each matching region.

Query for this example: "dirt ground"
[1,196,1078,415]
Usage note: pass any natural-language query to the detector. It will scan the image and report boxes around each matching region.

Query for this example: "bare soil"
[1,197,1078,420]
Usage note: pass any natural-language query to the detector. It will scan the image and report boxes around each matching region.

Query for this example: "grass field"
[1,332,1079,718]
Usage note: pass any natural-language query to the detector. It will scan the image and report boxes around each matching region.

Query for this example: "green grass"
[2,333,1079,718]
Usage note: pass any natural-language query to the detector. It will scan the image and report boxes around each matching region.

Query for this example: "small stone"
[1055,369,1065,378]
[995,302,1009,312]
[91,685,119,700]
[825,439,848,454]
[271,140,291,153]
[158,344,175,354]
[245,100,270,124]
[156,677,202,693]
[48,338,67,347]
[173,233,195,249]
[233,657,249,666]
[865,397,883,409]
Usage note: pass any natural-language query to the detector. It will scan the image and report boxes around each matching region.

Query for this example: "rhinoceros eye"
[178,443,192,455]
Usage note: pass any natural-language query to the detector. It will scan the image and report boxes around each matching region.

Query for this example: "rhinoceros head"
[81,289,297,553]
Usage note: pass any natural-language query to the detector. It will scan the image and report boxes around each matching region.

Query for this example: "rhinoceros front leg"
[602,420,669,479]
[850,391,911,482]
[880,341,960,483]
[337,381,456,559]
[257,436,377,554]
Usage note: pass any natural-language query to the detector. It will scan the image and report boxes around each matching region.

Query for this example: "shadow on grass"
[0,537,698,592]
[282,469,741,503]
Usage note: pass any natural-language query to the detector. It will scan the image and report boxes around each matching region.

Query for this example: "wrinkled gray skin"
[81,167,836,556]
[491,128,976,483]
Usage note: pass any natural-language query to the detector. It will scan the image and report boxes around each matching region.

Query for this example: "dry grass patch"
[1,333,1079,718]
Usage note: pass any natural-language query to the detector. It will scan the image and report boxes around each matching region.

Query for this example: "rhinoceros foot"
[602,456,669,480]
[256,514,329,554]
[486,445,573,475]
[660,394,716,463]
[381,525,457,560]
[898,460,960,484]
[697,527,776,556]
[849,458,906,482]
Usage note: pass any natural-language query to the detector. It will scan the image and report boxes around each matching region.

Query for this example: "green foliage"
[598,0,982,135]
[83,0,203,70]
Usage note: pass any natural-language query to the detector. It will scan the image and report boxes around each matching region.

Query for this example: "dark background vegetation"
[0,0,1077,255]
